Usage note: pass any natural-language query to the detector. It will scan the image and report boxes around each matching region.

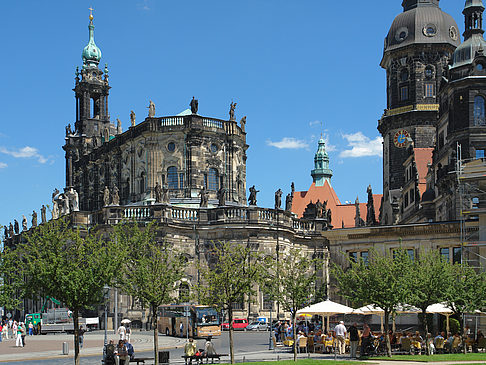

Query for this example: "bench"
[182,354,228,365]
[130,357,154,364]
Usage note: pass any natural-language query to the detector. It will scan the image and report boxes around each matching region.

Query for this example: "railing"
[170,207,198,221]
[124,207,153,220]
[225,208,248,221]
[258,209,275,222]
[160,117,184,127]
[202,118,224,129]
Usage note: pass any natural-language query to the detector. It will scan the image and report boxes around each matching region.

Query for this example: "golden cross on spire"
[89,7,94,20]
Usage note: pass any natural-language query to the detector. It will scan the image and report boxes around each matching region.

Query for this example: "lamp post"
[103,285,110,346]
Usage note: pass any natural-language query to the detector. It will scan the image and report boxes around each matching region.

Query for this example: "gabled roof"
[292,181,382,229]
[413,148,433,196]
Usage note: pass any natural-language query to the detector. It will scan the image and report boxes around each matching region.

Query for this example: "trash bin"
[159,351,169,364]
[62,342,69,355]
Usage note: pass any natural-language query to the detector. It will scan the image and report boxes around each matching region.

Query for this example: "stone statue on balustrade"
[112,185,120,206]
[240,116,246,132]
[190,97,199,115]
[326,209,332,224]
[217,187,226,207]
[22,215,28,231]
[9,222,14,237]
[41,205,47,224]
[65,123,73,137]
[148,100,156,118]
[199,188,209,208]
[154,182,162,203]
[161,185,170,204]
[32,211,37,227]
[59,194,70,216]
[66,188,79,212]
[229,102,237,121]
[4,225,8,239]
[275,189,283,209]
[130,110,136,127]
[103,186,111,206]
[316,200,324,218]
[117,118,123,135]
[248,185,259,206]
[285,193,293,212]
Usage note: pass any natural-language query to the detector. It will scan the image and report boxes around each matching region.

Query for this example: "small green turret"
[82,10,102,69]
[311,137,333,186]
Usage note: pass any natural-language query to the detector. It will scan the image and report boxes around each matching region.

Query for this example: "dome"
[465,0,485,9]
[82,17,102,68]
[451,35,486,68]
[421,187,436,202]
[383,3,461,54]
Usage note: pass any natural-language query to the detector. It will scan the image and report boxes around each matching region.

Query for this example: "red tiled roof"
[413,148,433,197]
[292,181,382,228]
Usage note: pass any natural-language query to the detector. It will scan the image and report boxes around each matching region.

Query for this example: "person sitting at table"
[324,331,334,353]
[204,336,217,356]
[361,324,373,356]
[184,338,197,364]
[104,340,116,365]
[124,339,134,360]
[412,331,424,354]
[444,332,453,353]
[115,339,129,365]
[426,333,435,355]
[452,333,461,353]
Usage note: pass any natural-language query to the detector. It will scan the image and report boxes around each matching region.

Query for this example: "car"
[221,318,248,331]
[246,321,269,331]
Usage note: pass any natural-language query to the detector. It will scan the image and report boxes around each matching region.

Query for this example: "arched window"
[179,282,190,302]
[167,166,178,190]
[208,168,219,191]
[474,95,486,125]
[140,172,146,194]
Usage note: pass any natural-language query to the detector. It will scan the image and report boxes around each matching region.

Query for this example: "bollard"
[62,342,69,355]
[243,356,246,363]
[277,355,280,362]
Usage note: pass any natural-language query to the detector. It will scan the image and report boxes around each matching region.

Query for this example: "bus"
[158,305,221,338]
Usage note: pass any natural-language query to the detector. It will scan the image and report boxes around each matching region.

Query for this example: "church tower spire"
[463,0,485,40]
[311,137,333,186]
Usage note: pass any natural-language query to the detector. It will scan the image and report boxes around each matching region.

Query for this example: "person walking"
[334,321,347,355]
[15,324,23,347]
[78,326,86,349]
[2,321,8,340]
[184,338,197,364]
[28,322,34,336]
[117,324,127,341]
[20,323,26,347]
[0,322,3,343]
[125,325,131,343]
[348,322,359,358]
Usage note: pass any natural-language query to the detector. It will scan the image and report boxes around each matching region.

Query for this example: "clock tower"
[378,0,460,225]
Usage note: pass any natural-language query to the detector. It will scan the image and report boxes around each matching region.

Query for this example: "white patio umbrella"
[121,318,131,324]
[353,305,385,332]
[392,304,420,332]
[426,303,454,334]
[297,299,355,332]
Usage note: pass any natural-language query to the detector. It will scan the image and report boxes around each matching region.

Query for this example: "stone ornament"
[32,211,37,227]
[190,97,198,114]
[130,110,136,127]
[275,189,283,210]
[22,215,28,231]
[229,102,237,121]
[199,188,209,208]
[148,100,155,118]
[103,186,111,206]
[248,185,259,206]
[41,205,47,224]
[112,185,120,206]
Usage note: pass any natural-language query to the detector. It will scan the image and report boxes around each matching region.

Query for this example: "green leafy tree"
[195,241,269,364]
[408,249,451,355]
[20,219,122,365]
[113,221,185,365]
[0,246,25,311]
[333,248,412,357]
[269,247,323,361]
[443,261,486,353]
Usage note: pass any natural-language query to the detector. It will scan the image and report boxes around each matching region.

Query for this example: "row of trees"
[333,248,486,356]
[0,219,324,364]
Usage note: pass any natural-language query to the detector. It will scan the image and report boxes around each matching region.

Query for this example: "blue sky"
[0,0,465,228]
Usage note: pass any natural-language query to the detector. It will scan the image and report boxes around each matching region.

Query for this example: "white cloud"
[266,138,309,150]
[309,120,321,127]
[0,162,7,169]
[339,132,383,158]
[138,0,150,10]
[0,146,48,164]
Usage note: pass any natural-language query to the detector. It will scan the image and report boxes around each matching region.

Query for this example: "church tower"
[378,0,461,225]
[311,138,333,186]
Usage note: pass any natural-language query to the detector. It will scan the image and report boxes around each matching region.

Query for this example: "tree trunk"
[153,304,159,364]
[459,312,467,354]
[422,309,430,356]
[384,309,391,357]
[292,311,297,361]
[74,308,80,365]
[228,306,235,364]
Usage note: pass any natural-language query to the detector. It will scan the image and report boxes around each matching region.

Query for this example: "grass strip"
[369,353,486,362]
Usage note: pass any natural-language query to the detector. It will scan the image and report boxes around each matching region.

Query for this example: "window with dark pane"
[440,248,450,262]
[208,168,219,191]
[167,166,179,190]
[474,96,486,126]
[452,247,462,264]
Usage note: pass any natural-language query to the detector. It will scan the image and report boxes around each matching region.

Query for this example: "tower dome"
[383,0,461,56]
[311,138,333,187]
[82,13,102,68]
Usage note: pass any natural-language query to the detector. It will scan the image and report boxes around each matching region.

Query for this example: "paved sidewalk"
[0,331,185,363]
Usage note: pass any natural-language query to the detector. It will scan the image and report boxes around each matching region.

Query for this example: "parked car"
[222,318,249,331]
[246,321,269,331]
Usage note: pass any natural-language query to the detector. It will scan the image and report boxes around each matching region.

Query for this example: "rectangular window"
[405,192,409,207]
[407,249,415,261]
[438,131,445,149]
[425,83,434,97]
[400,86,409,101]
[476,149,485,159]
[453,247,462,264]
[410,189,415,203]
[440,248,450,262]
[349,252,358,263]
[361,251,369,266]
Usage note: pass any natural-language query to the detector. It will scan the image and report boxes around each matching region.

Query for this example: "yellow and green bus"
[157,305,221,338]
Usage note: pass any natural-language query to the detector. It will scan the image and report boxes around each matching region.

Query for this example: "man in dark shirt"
[348,323,359,358]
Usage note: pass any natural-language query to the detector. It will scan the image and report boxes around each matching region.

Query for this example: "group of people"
[0,320,28,347]
[104,339,135,365]
[183,336,217,364]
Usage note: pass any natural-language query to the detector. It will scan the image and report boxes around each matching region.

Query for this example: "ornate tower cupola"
[73,10,111,137]
[464,0,485,39]
[311,138,333,187]
[402,0,439,11]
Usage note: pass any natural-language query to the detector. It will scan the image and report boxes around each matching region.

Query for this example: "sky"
[0,0,466,228]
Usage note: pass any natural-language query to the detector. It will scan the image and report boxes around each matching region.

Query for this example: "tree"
[333,248,412,357]
[0,246,25,312]
[443,261,486,353]
[268,247,323,361]
[195,241,269,364]
[20,219,122,365]
[408,249,451,355]
[113,221,185,365]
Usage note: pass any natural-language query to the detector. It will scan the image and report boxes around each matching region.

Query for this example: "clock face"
[394,129,410,148]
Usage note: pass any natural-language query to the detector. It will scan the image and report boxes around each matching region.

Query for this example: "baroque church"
[3,0,486,328]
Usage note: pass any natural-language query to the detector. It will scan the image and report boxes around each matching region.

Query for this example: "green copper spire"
[82,10,102,69]
[311,137,333,186]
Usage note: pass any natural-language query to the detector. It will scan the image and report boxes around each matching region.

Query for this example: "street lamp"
[103,285,110,346]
